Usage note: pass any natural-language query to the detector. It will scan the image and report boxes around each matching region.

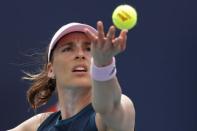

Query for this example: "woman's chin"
[70,78,91,88]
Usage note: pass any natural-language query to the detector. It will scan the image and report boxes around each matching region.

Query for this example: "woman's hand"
[85,21,128,67]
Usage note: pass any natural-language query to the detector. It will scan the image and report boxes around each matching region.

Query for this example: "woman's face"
[48,32,92,89]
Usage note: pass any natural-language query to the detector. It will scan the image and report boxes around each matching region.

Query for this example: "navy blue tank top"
[37,104,98,131]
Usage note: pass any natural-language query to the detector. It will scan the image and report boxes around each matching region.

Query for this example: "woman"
[9,21,135,131]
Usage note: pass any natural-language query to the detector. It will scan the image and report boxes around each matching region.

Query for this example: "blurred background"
[0,0,196,130]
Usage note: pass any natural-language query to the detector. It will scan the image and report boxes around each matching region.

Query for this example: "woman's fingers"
[84,28,97,43]
[86,21,128,57]
[84,28,98,50]
[105,26,116,50]
[113,29,128,51]
[106,26,115,40]
[120,30,128,51]
[97,21,105,41]
[97,21,105,38]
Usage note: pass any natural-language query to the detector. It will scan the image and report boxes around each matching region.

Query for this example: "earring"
[52,75,55,79]
[51,74,55,79]
[48,73,55,79]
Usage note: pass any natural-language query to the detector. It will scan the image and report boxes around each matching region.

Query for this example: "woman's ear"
[47,63,55,79]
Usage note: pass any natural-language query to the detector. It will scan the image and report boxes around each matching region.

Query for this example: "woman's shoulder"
[8,112,54,131]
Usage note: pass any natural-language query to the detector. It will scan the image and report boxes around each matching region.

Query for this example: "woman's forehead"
[58,32,89,43]
[54,32,90,48]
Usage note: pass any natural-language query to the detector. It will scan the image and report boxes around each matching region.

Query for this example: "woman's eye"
[86,47,91,51]
[62,47,72,52]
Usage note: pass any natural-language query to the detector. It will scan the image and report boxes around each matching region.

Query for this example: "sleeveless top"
[37,104,98,131]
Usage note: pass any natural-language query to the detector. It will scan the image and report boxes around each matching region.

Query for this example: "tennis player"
[9,21,135,131]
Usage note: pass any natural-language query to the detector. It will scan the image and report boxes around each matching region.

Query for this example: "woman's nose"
[75,48,85,60]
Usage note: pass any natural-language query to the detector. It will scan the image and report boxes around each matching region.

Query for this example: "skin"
[8,21,135,131]
[48,31,93,119]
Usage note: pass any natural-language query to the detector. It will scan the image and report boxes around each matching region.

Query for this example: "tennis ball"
[112,4,137,30]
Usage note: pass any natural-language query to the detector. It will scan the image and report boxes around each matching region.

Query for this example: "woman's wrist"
[93,57,113,67]
[90,57,117,81]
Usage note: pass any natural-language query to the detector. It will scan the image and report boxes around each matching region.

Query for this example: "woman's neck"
[57,85,92,120]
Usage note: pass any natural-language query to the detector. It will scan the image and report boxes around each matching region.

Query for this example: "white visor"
[48,22,97,62]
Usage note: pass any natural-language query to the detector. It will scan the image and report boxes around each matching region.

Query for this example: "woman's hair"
[24,46,56,109]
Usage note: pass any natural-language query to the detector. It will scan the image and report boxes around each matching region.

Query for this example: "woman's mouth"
[72,65,88,74]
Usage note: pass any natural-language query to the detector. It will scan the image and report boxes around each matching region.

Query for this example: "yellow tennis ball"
[112,4,137,30]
